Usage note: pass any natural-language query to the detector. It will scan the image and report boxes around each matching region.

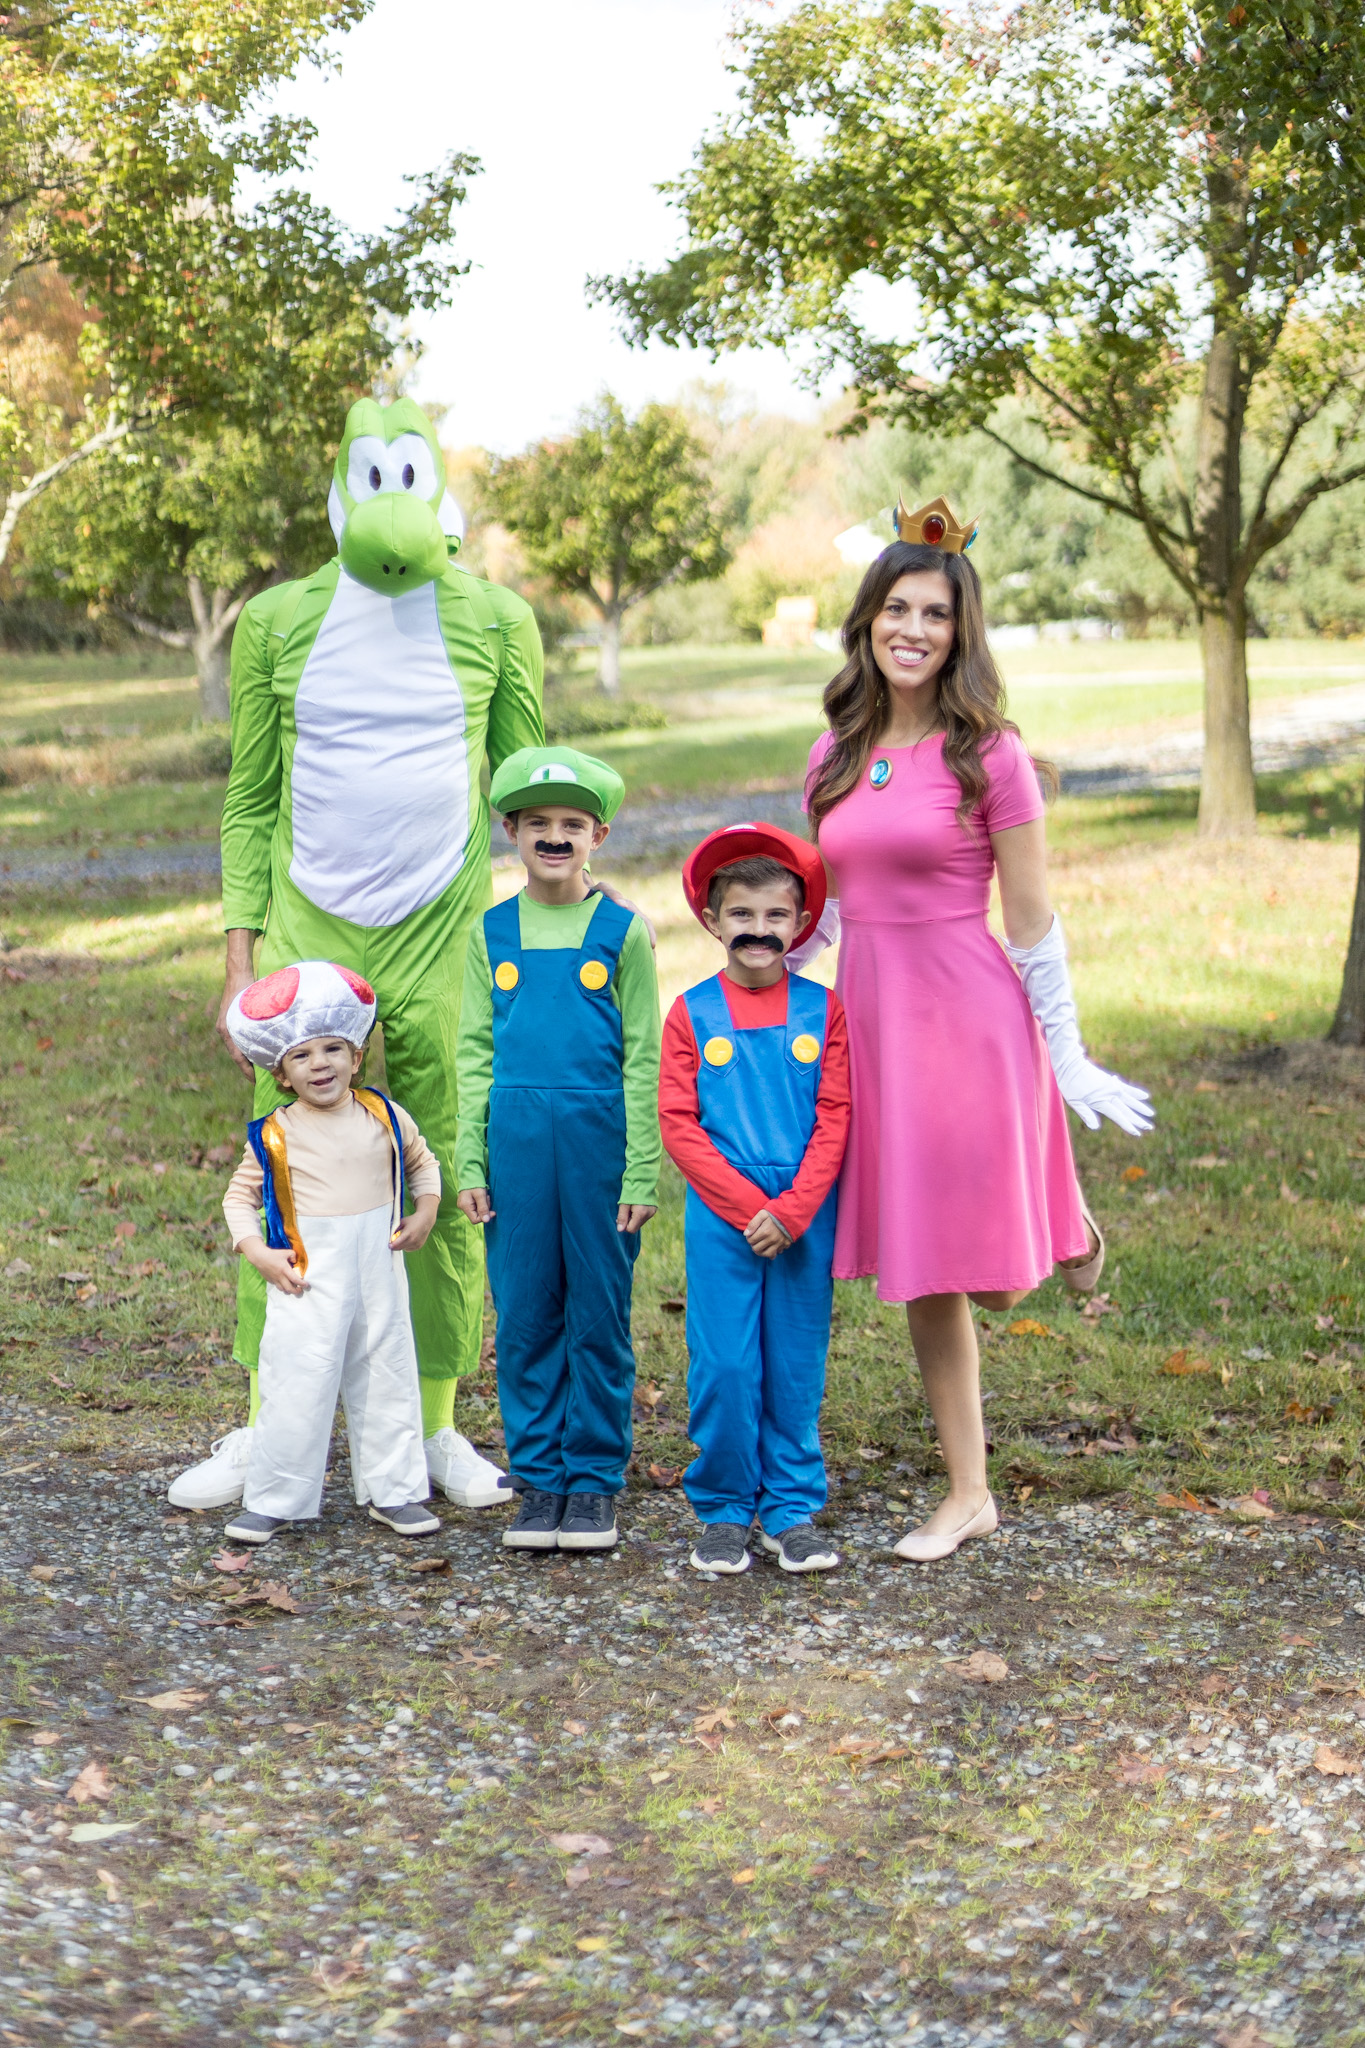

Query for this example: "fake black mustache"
[534,841,574,858]
[729,933,784,954]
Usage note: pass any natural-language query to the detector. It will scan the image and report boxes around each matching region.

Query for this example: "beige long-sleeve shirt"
[222,1095,441,1250]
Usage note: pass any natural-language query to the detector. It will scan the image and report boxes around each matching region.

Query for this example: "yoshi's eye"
[345,432,440,506]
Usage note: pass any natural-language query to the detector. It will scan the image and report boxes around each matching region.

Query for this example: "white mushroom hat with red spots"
[226,960,377,1071]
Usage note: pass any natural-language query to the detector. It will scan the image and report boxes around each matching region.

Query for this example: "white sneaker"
[167,1426,255,1510]
[423,1428,512,1509]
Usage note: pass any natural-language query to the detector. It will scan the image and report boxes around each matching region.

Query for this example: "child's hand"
[617,1203,657,1235]
[457,1187,494,1227]
[745,1209,792,1259]
[241,1238,309,1295]
[391,1193,440,1253]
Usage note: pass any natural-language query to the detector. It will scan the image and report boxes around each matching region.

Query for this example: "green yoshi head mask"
[327,397,466,596]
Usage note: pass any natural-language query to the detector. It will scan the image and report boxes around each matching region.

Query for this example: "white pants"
[244,1206,429,1520]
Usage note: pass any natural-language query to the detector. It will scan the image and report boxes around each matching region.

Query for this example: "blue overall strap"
[782,969,829,1075]
[484,894,523,1015]
[579,891,634,980]
[352,1086,408,1223]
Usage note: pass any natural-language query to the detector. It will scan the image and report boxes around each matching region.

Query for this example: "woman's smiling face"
[869,569,957,695]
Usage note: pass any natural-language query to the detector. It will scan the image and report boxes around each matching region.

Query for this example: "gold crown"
[894,494,978,553]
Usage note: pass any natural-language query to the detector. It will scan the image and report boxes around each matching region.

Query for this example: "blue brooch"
[870,758,893,789]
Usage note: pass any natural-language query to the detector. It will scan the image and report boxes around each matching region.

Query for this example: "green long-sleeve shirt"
[455,892,662,1205]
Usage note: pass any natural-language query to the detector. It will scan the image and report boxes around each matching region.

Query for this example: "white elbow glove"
[1006,915,1154,1137]
[786,896,841,974]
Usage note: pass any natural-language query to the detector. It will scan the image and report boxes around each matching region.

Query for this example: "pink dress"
[808,730,1087,1301]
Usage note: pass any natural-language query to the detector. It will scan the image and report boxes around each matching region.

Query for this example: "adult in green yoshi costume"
[169,396,545,1513]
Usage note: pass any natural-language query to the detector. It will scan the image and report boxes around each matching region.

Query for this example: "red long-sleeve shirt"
[659,973,850,1241]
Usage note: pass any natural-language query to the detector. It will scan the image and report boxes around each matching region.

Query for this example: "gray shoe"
[557,1492,618,1551]
[223,1509,287,1546]
[369,1502,441,1536]
[760,1522,840,1572]
[690,1522,752,1574]
[503,1489,567,1550]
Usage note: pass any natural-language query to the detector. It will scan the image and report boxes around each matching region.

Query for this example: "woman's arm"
[990,818,1052,949]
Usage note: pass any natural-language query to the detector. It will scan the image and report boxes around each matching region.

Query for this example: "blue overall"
[483,892,640,1496]
[682,972,837,1534]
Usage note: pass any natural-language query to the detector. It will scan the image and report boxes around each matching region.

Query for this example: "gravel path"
[5,1396,1365,2045]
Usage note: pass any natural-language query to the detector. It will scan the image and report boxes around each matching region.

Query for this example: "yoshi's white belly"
[289,570,470,928]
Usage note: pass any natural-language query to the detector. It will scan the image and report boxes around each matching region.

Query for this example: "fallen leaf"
[693,1708,737,1734]
[1285,1399,1333,1425]
[1282,1631,1314,1647]
[113,1220,136,1241]
[548,1832,614,1858]
[952,1651,1010,1684]
[4,1256,33,1276]
[1280,1180,1301,1205]
[1160,1349,1213,1376]
[69,1820,139,1844]
[1190,1154,1223,1169]
[731,1867,757,1885]
[1121,1164,1148,1180]
[648,1769,671,1784]
[1216,2023,1276,2048]
[1229,1492,1277,1520]
[1314,1743,1360,1776]
[144,1688,208,1712]
[204,1143,235,1167]
[563,1719,587,1736]
[1025,1589,1045,1602]
[616,2025,650,2038]
[1008,1318,1053,1337]
[1079,1292,1118,1320]
[282,1722,316,1735]
[219,1581,302,1614]
[31,1730,60,1747]
[452,1647,501,1669]
[575,1936,610,1953]
[696,1797,722,1814]
[659,1297,686,1313]
[1198,1675,1229,1698]
[633,1381,663,1414]
[1116,1755,1167,1787]
[1155,1489,1222,1516]
[564,1863,596,1888]
[58,1270,92,1285]
[408,1555,450,1574]
[66,1760,113,1805]
[95,1868,120,1902]
[647,1462,682,1489]
[210,1549,253,1574]
[29,1564,59,1581]
[1194,1079,1220,1093]
[312,1956,367,1997]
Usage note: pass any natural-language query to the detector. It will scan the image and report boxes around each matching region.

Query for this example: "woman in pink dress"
[799,513,1152,1562]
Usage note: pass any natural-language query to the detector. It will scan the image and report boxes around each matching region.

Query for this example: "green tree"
[485,393,730,692]
[0,1,473,559]
[26,424,332,718]
[598,0,1365,836]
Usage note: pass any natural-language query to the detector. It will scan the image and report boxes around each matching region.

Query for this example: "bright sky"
[279,0,822,452]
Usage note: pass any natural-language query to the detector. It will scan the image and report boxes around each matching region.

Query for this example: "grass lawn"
[5,645,1365,2046]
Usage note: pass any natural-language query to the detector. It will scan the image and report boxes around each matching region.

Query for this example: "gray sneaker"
[760,1522,840,1572]
[223,1509,287,1546]
[558,1492,618,1551]
[503,1489,567,1550]
[369,1502,441,1536]
[690,1522,752,1575]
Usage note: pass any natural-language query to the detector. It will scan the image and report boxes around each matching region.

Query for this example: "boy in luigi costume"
[456,747,662,1552]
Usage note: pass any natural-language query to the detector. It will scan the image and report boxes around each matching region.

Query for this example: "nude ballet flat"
[893,1493,999,1563]
[1060,1191,1105,1295]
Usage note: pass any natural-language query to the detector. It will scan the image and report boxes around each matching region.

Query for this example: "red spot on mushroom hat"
[226,960,377,1070]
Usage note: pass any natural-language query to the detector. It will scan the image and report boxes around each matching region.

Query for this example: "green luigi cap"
[491,746,625,825]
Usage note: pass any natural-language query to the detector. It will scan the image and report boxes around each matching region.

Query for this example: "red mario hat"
[682,821,827,932]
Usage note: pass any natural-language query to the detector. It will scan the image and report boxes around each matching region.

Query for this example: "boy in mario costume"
[661,825,851,1575]
[219,960,442,1545]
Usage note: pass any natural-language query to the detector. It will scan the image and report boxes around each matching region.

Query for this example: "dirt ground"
[4,1397,1365,2048]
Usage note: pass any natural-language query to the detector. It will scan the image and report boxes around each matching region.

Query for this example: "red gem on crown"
[921,514,946,545]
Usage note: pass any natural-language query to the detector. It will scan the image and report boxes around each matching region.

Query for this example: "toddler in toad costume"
[220,960,455,1545]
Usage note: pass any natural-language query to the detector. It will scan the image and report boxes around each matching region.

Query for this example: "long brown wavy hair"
[807,542,1048,835]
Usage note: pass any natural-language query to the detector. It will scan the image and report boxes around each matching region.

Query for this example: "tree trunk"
[1197,599,1256,837]
[597,608,623,694]
[1193,320,1256,836]
[1329,787,1365,1045]
[195,628,230,722]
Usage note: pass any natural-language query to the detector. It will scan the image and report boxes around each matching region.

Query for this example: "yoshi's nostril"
[402,463,415,488]
[398,566,406,575]
[382,564,391,575]
[369,465,381,490]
